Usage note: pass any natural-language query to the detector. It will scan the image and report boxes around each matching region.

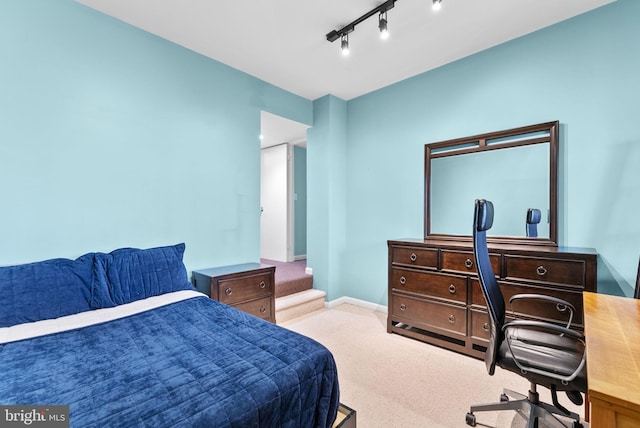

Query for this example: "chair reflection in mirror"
[526,208,542,238]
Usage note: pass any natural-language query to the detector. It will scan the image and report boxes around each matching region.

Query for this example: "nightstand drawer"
[234,296,272,320]
[217,272,273,305]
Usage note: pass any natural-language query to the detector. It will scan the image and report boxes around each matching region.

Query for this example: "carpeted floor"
[281,304,587,428]
[260,258,312,298]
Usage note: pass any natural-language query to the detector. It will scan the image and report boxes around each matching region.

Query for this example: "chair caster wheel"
[500,393,509,402]
[465,412,476,426]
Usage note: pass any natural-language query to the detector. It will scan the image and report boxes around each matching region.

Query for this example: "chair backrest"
[526,208,541,237]
[473,199,505,375]
[634,256,640,299]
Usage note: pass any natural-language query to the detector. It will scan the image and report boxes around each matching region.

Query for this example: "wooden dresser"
[192,263,276,323]
[387,238,597,358]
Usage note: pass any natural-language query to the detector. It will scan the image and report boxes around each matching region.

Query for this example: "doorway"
[260,111,309,262]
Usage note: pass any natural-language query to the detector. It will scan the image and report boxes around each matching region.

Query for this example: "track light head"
[378,12,389,40]
[341,34,350,56]
[432,0,442,11]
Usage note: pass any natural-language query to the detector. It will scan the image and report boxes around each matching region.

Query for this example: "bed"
[0,243,340,427]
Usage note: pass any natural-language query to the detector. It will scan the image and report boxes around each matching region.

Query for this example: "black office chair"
[466,199,586,428]
[526,208,542,237]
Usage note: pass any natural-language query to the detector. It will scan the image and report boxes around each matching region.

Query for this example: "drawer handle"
[465,259,473,269]
[483,322,489,332]
[399,276,407,285]
[400,303,407,311]
[225,287,232,296]
[410,253,417,262]
[259,281,266,289]
[448,284,456,294]
[536,265,548,276]
[260,306,267,314]
[448,314,456,324]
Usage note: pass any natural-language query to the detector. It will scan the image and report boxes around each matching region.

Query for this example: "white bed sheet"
[0,290,206,344]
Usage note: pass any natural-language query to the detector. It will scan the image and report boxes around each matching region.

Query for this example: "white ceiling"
[75,0,615,146]
[260,111,309,149]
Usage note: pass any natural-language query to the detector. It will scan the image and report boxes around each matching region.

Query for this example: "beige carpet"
[280,304,586,428]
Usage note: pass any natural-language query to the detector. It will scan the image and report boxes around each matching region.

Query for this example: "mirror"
[425,121,558,246]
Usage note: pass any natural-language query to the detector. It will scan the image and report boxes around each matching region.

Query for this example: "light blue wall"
[340,0,640,302]
[0,0,311,274]
[293,146,307,257]
[308,95,348,300]
[3,0,638,303]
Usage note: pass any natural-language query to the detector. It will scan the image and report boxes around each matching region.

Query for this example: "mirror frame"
[425,121,559,246]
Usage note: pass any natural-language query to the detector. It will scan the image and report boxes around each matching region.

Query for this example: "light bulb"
[341,36,350,56]
[379,17,389,40]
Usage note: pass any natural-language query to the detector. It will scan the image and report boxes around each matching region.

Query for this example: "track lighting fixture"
[326,0,396,54]
[378,11,389,40]
[326,0,444,54]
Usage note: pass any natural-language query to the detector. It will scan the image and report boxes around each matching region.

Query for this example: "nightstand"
[192,263,276,323]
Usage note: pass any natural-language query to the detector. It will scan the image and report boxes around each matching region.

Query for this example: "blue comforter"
[0,296,340,427]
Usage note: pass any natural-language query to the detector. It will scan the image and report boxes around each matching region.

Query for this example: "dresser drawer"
[391,267,466,303]
[504,255,586,288]
[390,246,438,269]
[441,249,500,275]
[470,279,584,326]
[234,296,272,320]
[470,278,487,307]
[469,309,490,342]
[216,272,273,305]
[470,309,516,342]
[391,294,466,336]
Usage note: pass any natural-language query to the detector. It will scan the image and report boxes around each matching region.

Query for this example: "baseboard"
[293,254,307,261]
[325,296,388,314]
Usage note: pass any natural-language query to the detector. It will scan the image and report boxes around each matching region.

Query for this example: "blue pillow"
[92,243,193,308]
[0,253,94,327]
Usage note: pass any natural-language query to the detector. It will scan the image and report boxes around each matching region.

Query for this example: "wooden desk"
[583,292,640,427]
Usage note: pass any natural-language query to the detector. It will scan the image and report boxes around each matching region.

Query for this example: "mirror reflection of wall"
[430,143,550,238]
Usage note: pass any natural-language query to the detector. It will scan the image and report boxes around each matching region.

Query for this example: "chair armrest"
[502,320,586,384]
[509,293,576,329]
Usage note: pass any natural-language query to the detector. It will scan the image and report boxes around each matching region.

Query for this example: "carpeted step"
[260,258,313,298]
[275,289,326,324]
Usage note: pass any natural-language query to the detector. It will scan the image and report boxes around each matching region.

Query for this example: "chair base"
[466,387,583,428]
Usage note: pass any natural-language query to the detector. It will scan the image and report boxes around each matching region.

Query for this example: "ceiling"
[75,0,615,146]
